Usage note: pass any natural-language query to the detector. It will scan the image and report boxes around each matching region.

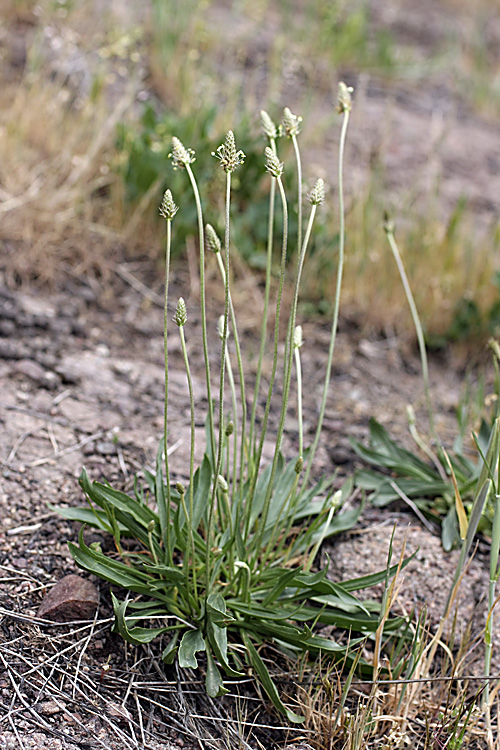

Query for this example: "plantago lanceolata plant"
[59,87,412,722]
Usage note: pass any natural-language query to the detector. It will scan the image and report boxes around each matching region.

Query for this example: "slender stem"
[214,251,247,508]
[206,171,232,591]
[244,175,288,540]
[185,163,216,461]
[294,341,304,459]
[385,224,437,441]
[302,108,350,491]
[163,219,172,559]
[292,133,303,253]
[249,139,277,456]
[225,344,238,502]
[256,203,317,548]
[178,324,197,598]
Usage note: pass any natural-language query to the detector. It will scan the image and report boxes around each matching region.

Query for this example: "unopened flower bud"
[383,211,395,235]
[176,482,186,495]
[282,107,302,137]
[225,421,234,436]
[337,82,353,113]
[217,315,229,340]
[205,224,221,253]
[265,146,283,178]
[330,490,342,510]
[295,457,304,474]
[293,325,303,349]
[217,475,228,492]
[260,110,278,140]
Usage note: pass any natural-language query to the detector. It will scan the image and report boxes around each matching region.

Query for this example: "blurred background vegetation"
[1,0,499,345]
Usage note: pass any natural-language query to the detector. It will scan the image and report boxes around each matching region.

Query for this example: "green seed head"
[295,456,304,474]
[225,420,234,436]
[169,137,196,170]
[260,110,278,140]
[159,189,179,221]
[337,82,353,113]
[174,297,187,327]
[205,223,221,253]
[212,130,245,173]
[264,146,283,178]
[308,178,325,206]
[175,481,185,495]
[147,519,156,533]
[282,107,302,137]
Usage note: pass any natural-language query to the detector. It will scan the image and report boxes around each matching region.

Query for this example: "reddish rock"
[37,575,99,622]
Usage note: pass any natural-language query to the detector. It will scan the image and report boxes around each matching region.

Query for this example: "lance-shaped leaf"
[242,632,304,724]
[112,594,169,644]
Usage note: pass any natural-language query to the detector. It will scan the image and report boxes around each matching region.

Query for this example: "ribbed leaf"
[162,631,179,664]
[80,468,158,528]
[206,592,236,626]
[141,563,186,586]
[242,633,304,724]
[68,528,155,596]
[52,505,115,533]
[112,594,169,644]
[205,647,229,697]
[178,629,205,669]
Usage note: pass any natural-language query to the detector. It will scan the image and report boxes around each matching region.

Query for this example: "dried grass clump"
[0,66,134,287]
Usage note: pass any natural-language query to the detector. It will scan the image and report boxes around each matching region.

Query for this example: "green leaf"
[242,632,304,723]
[341,552,416,591]
[112,594,168,644]
[51,505,115,533]
[206,592,236,626]
[178,629,206,669]
[192,454,212,529]
[263,456,300,530]
[442,506,459,551]
[205,647,229,697]
[68,529,156,597]
[155,438,167,534]
[262,568,299,607]
[350,419,439,481]
[80,468,157,528]
[141,563,186,585]
[162,631,180,664]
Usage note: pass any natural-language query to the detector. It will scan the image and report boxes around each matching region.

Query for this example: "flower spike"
[159,189,179,220]
[282,107,302,137]
[169,137,196,170]
[260,110,278,140]
[212,130,245,173]
[205,224,221,253]
[308,178,325,206]
[264,146,283,178]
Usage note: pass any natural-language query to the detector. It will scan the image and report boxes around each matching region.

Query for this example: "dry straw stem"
[0,66,134,284]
